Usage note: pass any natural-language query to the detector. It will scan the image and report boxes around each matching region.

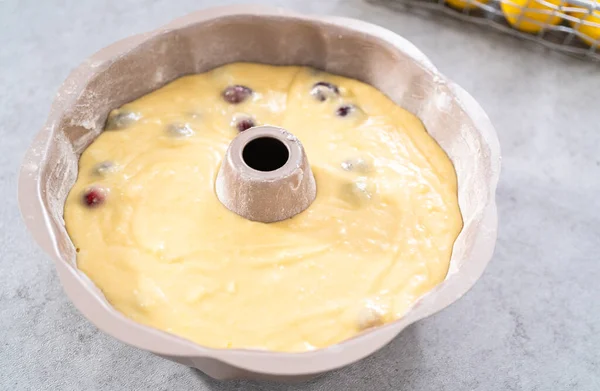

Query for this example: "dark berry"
[310,81,339,102]
[82,187,106,208]
[93,161,116,176]
[106,111,140,130]
[222,85,253,104]
[236,117,256,132]
[336,104,355,117]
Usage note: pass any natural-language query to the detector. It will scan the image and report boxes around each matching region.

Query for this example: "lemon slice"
[569,8,600,46]
[501,0,563,34]
[445,0,489,10]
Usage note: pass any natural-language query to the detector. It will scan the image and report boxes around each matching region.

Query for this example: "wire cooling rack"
[368,0,600,61]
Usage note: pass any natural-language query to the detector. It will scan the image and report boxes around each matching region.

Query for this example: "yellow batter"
[64,63,462,352]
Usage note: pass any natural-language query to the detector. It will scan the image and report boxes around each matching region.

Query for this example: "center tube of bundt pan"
[215,126,317,223]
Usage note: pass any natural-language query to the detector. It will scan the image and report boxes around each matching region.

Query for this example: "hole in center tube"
[242,137,290,172]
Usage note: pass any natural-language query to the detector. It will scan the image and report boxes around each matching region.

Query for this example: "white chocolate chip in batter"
[106,110,141,130]
[166,123,195,138]
[341,157,371,174]
[357,304,385,331]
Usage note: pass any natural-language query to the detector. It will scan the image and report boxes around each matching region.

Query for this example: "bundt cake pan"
[18,5,500,382]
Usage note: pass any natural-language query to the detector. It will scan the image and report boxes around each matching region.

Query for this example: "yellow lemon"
[501,0,563,34]
[568,8,600,46]
[445,0,489,10]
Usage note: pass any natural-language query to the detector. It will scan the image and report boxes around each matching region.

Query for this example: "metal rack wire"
[368,0,600,61]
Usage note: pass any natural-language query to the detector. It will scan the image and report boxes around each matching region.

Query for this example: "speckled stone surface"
[1,0,599,390]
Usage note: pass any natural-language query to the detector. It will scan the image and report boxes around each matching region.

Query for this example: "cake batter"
[64,63,462,352]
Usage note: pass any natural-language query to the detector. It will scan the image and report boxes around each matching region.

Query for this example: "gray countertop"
[1,0,599,390]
